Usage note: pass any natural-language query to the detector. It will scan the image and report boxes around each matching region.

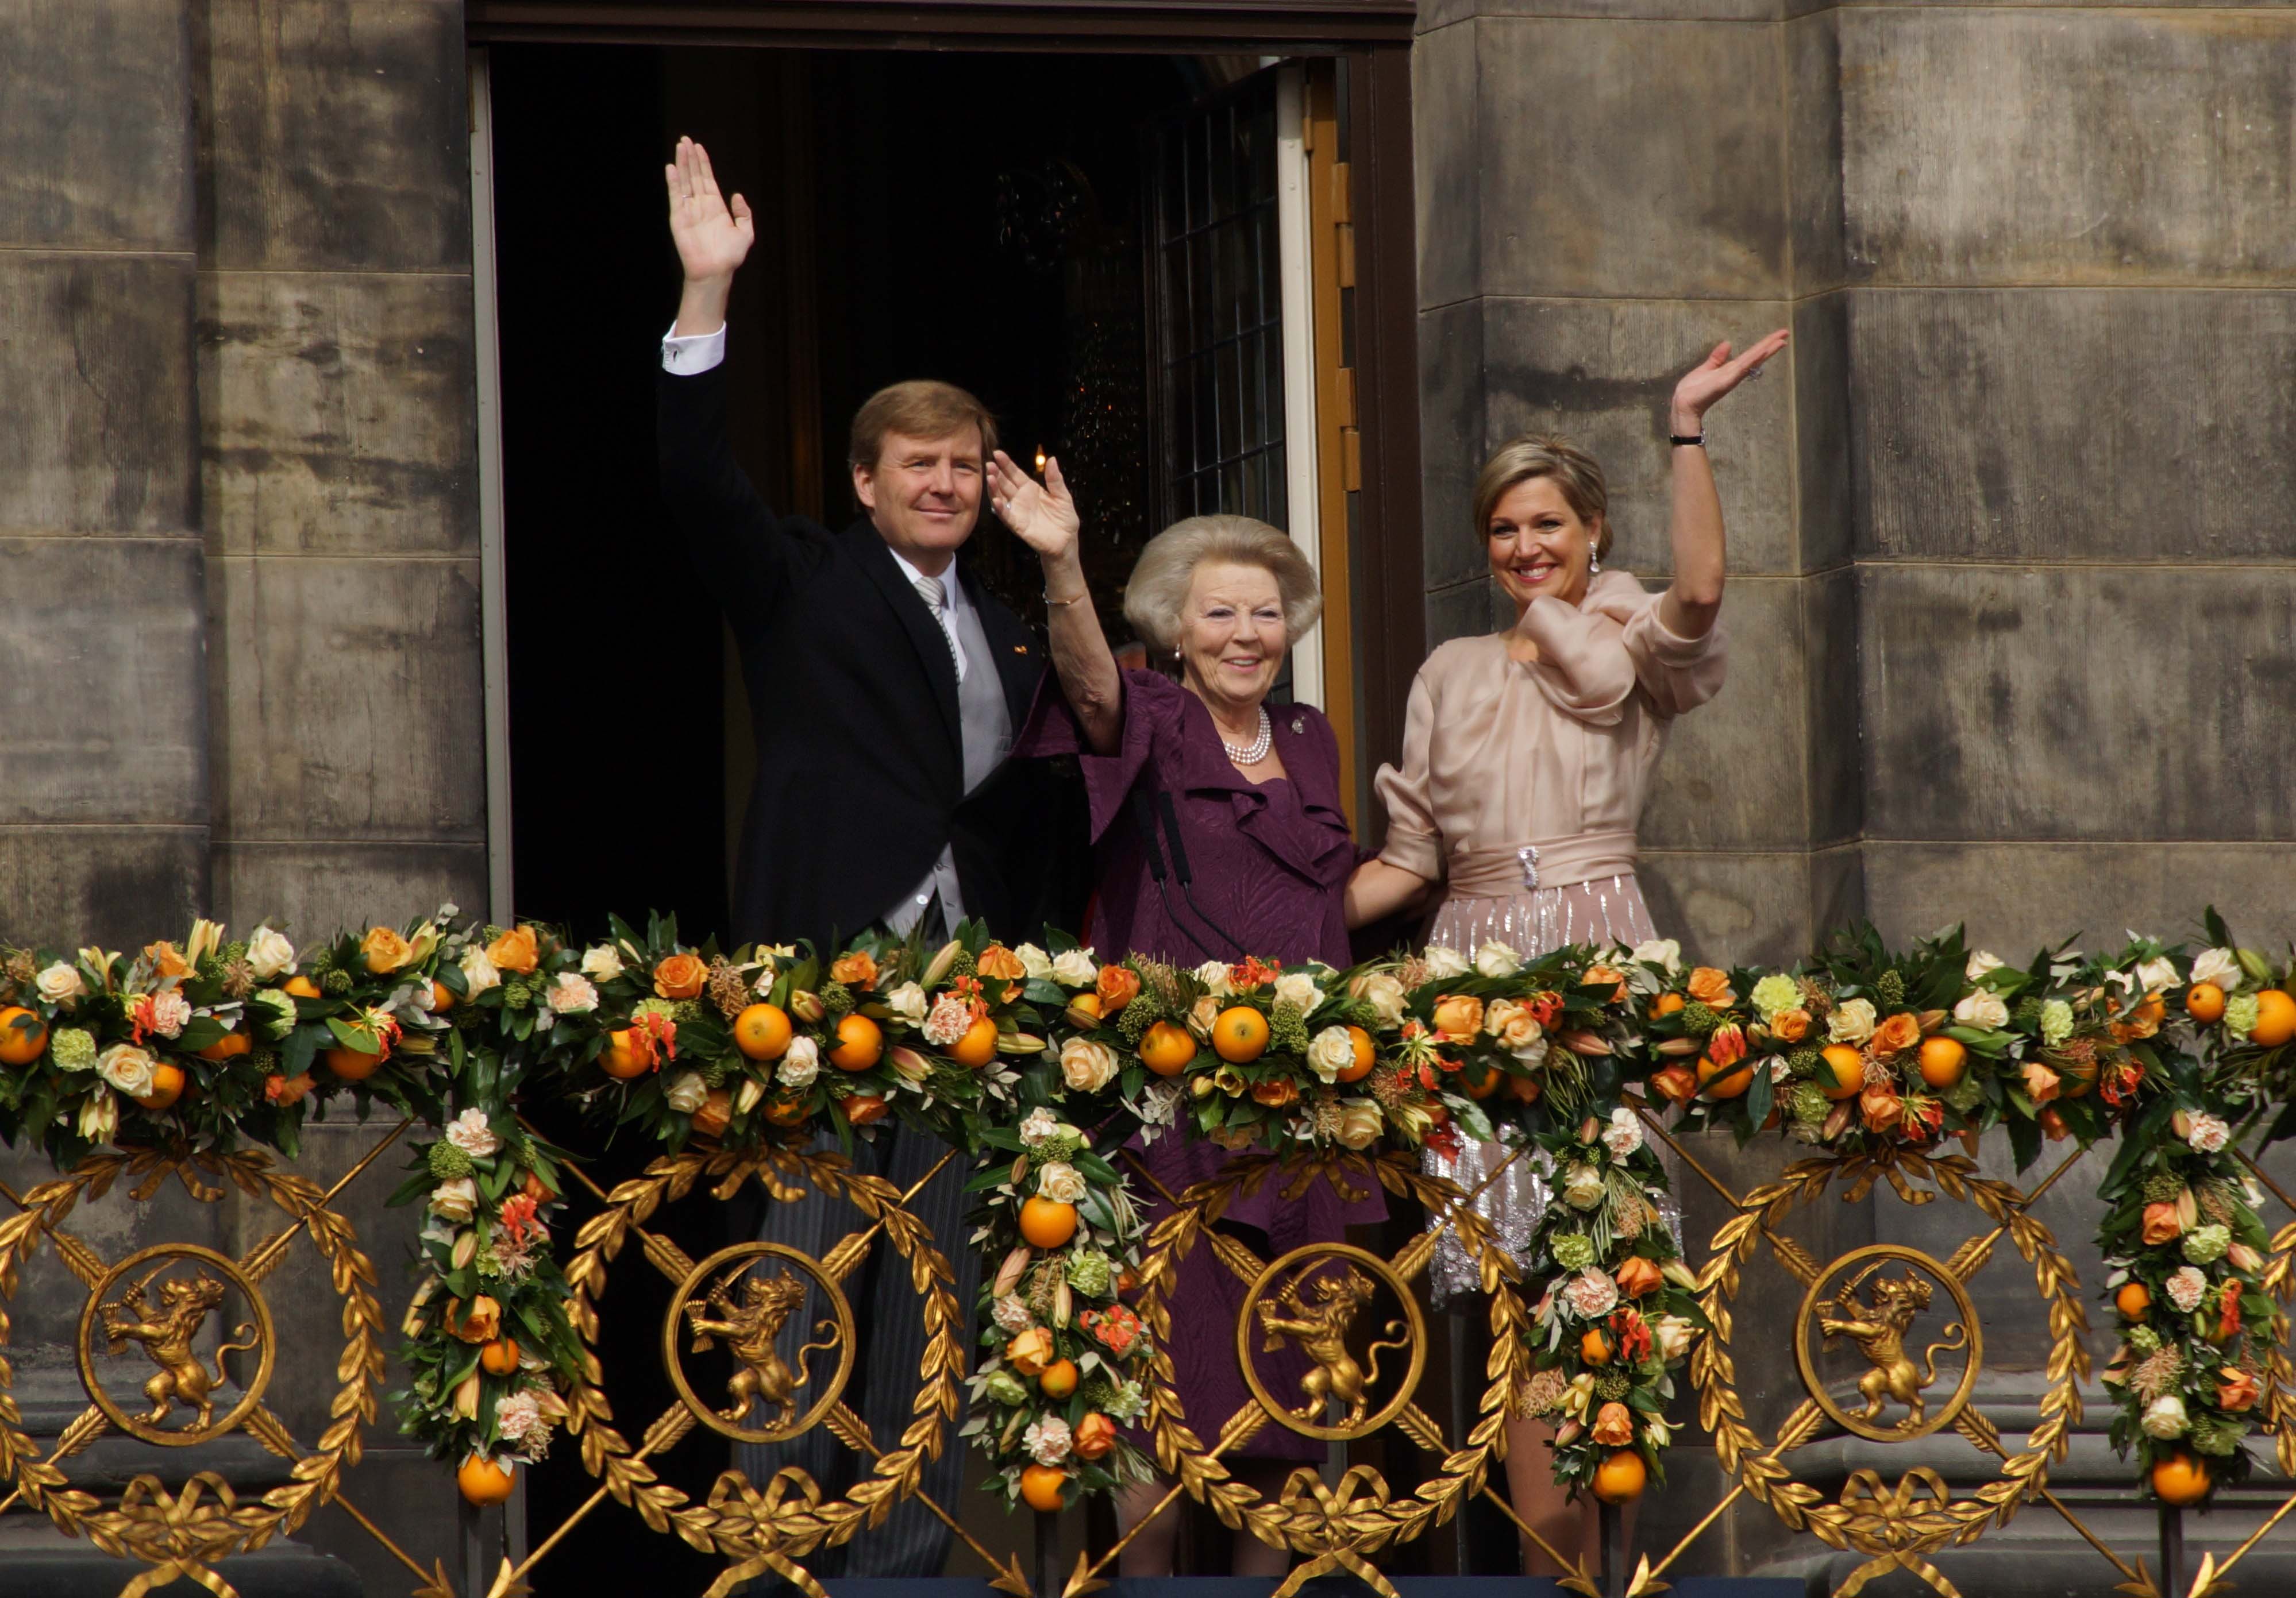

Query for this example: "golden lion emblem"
[684,1265,843,1430]
[96,1266,260,1431]
[1255,1265,1411,1430]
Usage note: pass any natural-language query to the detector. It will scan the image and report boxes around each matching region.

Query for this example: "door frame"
[465,0,1424,837]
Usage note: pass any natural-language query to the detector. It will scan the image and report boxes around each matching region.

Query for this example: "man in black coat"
[656,137,1074,1574]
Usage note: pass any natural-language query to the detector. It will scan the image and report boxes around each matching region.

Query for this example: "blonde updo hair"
[1122,515,1323,657]
[1473,434,1613,561]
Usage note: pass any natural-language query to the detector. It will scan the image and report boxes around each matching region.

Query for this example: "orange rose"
[2142,1202,2184,1246]
[360,925,414,975]
[1073,1412,1118,1460]
[142,941,190,981]
[2218,1367,2261,1414]
[1872,1013,1921,1056]
[1650,1064,1698,1104]
[2039,1107,2070,1141]
[1686,967,1736,1008]
[977,945,1027,982]
[1006,1326,1053,1376]
[1252,1076,1299,1108]
[654,951,708,999]
[1770,1008,1810,1044]
[829,951,879,992]
[1859,1084,1903,1133]
[1584,964,1629,1005]
[1590,1401,1635,1447]
[1432,994,1484,1040]
[448,1295,502,1344]
[2021,1060,2061,1106]
[1097,965,1142,1014]
[1614,1257,1663,1298]
[487,925,540,974]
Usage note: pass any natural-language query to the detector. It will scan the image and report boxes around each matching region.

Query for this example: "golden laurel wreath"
[0,1144,387,1590]
[1692,1148,2087,1595]
[547,1141,969,1598]
[1115,1148,1536,1598]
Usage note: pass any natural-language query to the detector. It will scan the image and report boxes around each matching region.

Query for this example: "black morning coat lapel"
[847,520,962,755]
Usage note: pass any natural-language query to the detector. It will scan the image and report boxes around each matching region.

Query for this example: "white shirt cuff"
[661,322,726,376]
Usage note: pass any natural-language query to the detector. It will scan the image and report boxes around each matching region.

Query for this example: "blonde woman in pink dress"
[1345,329,1788,1571]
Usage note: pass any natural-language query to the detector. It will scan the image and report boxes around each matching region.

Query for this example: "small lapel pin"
[1290,716,1305,735]
[1013,644,1028,654]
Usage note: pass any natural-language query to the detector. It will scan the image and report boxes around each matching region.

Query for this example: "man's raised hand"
[666,137,753,335]
[989,451,1081,568]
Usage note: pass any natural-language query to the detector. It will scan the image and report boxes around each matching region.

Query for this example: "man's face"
[853,426,984,571]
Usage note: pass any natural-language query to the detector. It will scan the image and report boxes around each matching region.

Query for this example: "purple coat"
[1016,669,1385,1460]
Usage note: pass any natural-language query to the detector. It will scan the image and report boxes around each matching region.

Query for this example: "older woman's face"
[1487,476,1598,614]
[1178,560,1288,716]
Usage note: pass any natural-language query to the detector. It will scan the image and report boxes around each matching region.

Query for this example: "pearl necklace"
[1221,707,1273,766]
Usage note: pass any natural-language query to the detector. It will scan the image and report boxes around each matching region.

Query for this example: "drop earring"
[1589,540,1602,576]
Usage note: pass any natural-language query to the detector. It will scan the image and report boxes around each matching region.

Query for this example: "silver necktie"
[912,575,964,681]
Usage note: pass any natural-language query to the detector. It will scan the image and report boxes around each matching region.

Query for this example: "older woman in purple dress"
[989,451,1377,1576]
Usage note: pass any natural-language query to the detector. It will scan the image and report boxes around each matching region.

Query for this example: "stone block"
[1857,565,2296,842]
[211,840,486,936]
[1421,578,1501,655]
[198,0,469,272]
[1642,578,1809,851]
[1837,9,2296,285]
[200,269,479,556]
[1851,288,2296,561]
[1422,0,1792,34]
[0,828,206,948]
[207,555,486,843]
[1476,18,1788,299]
[1809,840,1864,935]
[1789,292,1851,574]
[296,1446,462,1595]
[1785,10,1846,293]
[1417,300,1485,589]
[1477,298,1801,578]
[1862,841,2296,955]
[0,0,192,250]
[0,538,208,824]
[1412,19,1480,311]
[1802,566,1858,846]
[1639,848,1832,966]
[0,256,197,534]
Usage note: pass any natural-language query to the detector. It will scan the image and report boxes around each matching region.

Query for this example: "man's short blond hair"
[848,380,999,472]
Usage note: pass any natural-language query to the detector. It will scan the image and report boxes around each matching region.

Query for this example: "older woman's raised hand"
[988,450,1081,569]
[1669,328,1790,434]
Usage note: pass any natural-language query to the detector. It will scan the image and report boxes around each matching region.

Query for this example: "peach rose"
[1859,1084,1903,1133]
[1590,1402,1635,1447]
[1686,967,1736,1008]
[2021,1060,2061,1106]
[978,945,1027,982]
[143,941,191,981]
[1073,1412,1118,1460]
[1770,1008,1810,1044]
[1872,1012,1921,1056]
[1097,964,1142,1013]
[448,1295,502,1344]
[1651,1065,1699,1104]
[654,951,709,998]
[828,951,879,992]
[1006,1326,1054,1376]
[1614,1257,1663,1298]
[487,925,541,975]
[361,925,414,975]
[1584,964,1629,1005]
[2218,1367,2262,1414]
[1432,994,1484,1040]
[2142,1202,2185,1246]
[1253,1076,1299,1108]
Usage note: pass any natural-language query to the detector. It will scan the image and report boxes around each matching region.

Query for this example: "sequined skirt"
[1419,871,1681,1307]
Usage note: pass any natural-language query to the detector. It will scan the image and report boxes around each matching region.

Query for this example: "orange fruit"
[1819,1044,1866,1101]
[1212,1006,1269,1063]
[1580,1327,1613,1366]
[1591,1450,1647,1504]
[830,1013,883,1071]
[599,1029,652,1079]
[325,1045,384,1081]
[949,1015,1000,1068]
[1139,1021,1197,1077]
[457,1454,515,1507]
[283,976,322,999]
[2059,1054,2098,1097]
[1458,1060,1502,1100]
[2114,1282,2151,1320]
[733,1003,793,1061]
[1018,1463,1066,1512]
[2252,990,2296,1048]
[1696,1052,1751,1100]
[0,1008,47,1067]
[1039,1358,1079,1400]
[1019,1196,1078,1249]
[2186,982,2226,1025]
[1917,1036,1967,1090]
[196,1031,252,1063]
[134,1063,186,1111]
[764,1097,810,1128]
[2151,1451,2209,1507]
[479,1337,521,1376]
[1654,993,1686,1017]
[842,1093,889,1126]
[1508,1075,1543,1103]
[1338,1025,1377,1083]
[430,979,457,1012]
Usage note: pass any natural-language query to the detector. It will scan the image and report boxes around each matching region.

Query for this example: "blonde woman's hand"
[989,450,1081,569]
[1670,328,1789,434]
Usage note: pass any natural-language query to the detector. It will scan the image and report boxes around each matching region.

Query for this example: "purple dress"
[1016,669,1385,1461]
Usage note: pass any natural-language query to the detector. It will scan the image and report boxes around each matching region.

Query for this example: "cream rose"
[1952,990,2009,1029]
[96,1044,156,1098]
[1350,971,1407,1029]
[35,962,85,1005]
[459,946,502,997]
[664,1072,708,1114]
[1273,970,1323,1012]
[2141,1395,2190,1439]
[1060,1036,1119,1093]
[1015,943,1054,981]
[1037,1161,1089,1204]
[1650,1315,1696,1361]
[2135,956,2179,997]
[429,1178,479,1223]
[885,982,929,1026]
[1964,951,2004,983]
[1307,1025,1358,1084]
[1018,1107,1063,1148]
[1423,945,1471,981]
[1828,997,1878,1045]
[1474,940,1523,979]
[1051,949,1099,989]
[2190,948,2241,991]
[1561,1164,1605,1211]
[1484,999,1543,1052]
[579,944,623,983]
[778,1037,820,1087]
[1630,938,1683,976]
[1335,1099,1384,1150]
[246,928,297,981]
[1194,959,1234,997]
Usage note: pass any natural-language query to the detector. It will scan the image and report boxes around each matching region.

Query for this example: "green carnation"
[1679,1002,1720,1039]
[2039,999,2074,1047]
[427,1142,474,1180]
[1786,1048,1820,1081]
[1550,1233,1596,1273]
[1944,1075,1985,1114]
[2126,1325,2163,1356]
[1875,970,1906,1009]
[2182,1225,2231,1265]
[2190,1416,2245,1458]
[1595,1370,1632,1402]
[1750,974,1801,1022]
[322,968,354,997]
[2143,1172,2185,1204]
[49,1028,95,1072]
[2224,993,2260,1039]
[1066,1250,1113,1298]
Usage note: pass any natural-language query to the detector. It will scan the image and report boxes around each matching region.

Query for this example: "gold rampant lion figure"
[97,1267,260,1430]
[1256,1265,1410,1429]
[684,1267,841,1429]
[1816,1267,1968,1431]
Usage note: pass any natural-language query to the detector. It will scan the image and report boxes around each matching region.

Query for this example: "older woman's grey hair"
[1121,515,1323,656]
